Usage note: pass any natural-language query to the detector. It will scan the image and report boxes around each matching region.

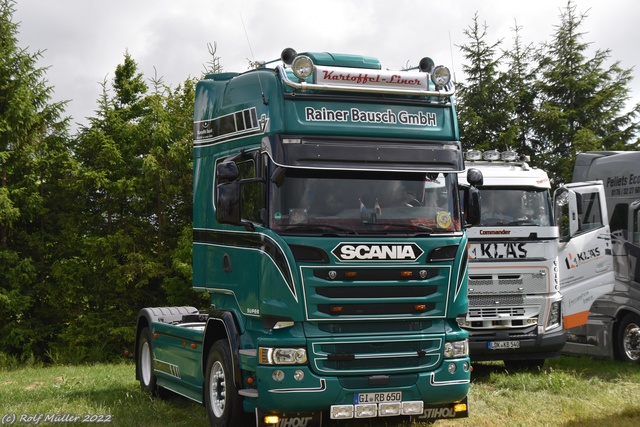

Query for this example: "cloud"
[12,0,640,131]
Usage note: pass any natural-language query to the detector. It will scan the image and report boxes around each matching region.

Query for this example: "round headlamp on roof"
[431,65,451,87]
[291,55,314,80]
[482,150,500,161]
[501,150,518,162]
[465,150,482,161]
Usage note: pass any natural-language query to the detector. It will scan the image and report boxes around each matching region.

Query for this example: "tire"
[615,313,640,363]
[503,359,545,371]
[137,327,158,395]
[205,340,246,427]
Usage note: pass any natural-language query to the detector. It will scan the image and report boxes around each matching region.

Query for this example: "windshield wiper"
[281,224,358,235]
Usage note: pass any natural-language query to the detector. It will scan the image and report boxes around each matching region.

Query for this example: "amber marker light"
[344,271,357,279]
[330,306,344,313]
[454,403,467,413]
[414,304,427,312]
[400,271,413,278]
[264,415,280,425]
[190,343,197,349]
[153,333,159,339]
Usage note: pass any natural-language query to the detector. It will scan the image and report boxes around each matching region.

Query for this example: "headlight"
[259,347,308,365]
[547,301,562,329]
[444,340,469,358]
[291,55,314,80]
[431,65,451,87]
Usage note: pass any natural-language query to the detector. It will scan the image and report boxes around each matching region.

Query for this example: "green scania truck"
[135,48,481,427]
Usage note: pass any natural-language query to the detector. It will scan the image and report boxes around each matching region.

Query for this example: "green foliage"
[457,0,640,184]
[1,0,639,367]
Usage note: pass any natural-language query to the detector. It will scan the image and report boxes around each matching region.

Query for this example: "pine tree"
[500,21,537,160]
[457,13,511,153]
[0,0,70,358]
[532,0,640,184]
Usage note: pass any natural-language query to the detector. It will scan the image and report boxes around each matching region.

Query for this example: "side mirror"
[553,186,579,240]
[217,161,240,181]
[216,182,241,225]
[462,186,481,227]
[466,168,483,187]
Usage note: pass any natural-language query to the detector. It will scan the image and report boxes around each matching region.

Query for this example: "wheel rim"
[622,323,640,361]
[209,360,227,418]
[140,341,152,385]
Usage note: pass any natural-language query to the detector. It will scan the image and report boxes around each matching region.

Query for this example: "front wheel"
[616,313,640,363]
[137,327,158,395]
[205,340,246,427]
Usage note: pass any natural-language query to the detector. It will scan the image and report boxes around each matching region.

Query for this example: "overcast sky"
[12,0,640,133]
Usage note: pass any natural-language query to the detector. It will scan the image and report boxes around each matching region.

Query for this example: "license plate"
[354,391,402,404]
[488,340,520,350]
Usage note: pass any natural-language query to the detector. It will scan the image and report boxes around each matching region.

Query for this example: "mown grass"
[1,356,639,426]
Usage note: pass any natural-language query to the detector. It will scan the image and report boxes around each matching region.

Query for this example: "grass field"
[1,356,639,427]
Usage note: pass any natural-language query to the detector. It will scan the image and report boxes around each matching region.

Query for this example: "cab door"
[554,181,615,329]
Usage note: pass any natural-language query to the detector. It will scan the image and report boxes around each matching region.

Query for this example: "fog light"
[463,361,470,372]
[294,370,304,381]
[272,370,284,382]
[402,401,424,415]
[355,404,377,418]
[454,403,468,413]
[263,415,279,425]
[379,402,401,416]
[448,362,457,374]
[330,405,354,419]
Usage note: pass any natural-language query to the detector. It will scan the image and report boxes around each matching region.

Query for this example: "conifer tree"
[0,0,70,358]
[456,13,511,152]
[532,0,640,183]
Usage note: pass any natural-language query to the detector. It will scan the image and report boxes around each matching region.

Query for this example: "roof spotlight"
[291,55,314,80]
[431,65,451,87]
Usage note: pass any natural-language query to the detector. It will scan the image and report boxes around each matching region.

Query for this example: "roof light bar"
[501,150,518,162]
[482,150,500,161]
[465,150,482,161]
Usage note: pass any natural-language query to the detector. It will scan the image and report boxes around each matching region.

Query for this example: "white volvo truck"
[460,149,614,369]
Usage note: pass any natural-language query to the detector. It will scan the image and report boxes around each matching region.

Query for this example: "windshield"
[270,169,461,235]
[479,187,552,226]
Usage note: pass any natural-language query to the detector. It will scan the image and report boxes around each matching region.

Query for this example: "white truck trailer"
[460,149,614,369]
[562,151,640,363]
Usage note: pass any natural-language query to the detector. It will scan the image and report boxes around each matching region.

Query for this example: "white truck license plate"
[488,340,520,350]
[355,391,402,404]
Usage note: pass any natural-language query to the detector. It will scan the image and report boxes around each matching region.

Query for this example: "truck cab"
[460,149,616,370]
[135,48,481,426]
[562,151,640,362]
[459,150,563,370]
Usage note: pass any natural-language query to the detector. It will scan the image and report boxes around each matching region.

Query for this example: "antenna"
[240,13,267,104]
[448,30,457,83]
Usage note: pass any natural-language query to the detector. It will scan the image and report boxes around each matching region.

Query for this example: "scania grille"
[301,266,450,321]
[311,338,442,374]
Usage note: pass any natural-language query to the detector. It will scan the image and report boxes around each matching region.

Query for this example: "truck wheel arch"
[134,306,198,381]
[202,310,243,392]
